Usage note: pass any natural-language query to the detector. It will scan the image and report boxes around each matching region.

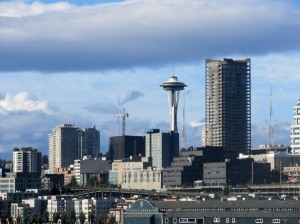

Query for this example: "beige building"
[111,157,162,191]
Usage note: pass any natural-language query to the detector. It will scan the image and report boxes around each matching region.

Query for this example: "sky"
[0,0,300,159]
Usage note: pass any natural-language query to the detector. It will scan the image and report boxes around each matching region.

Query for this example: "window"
[164,218,169,223]
[173,218,177,223]
[272,219,280,223]
[213,218,220,223]
[232,218,236,223]
[226,218,230,223]
[255,219,264,223]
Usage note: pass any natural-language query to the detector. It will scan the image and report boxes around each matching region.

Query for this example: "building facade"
[291,99,300,154]
[13,148,41,174]
[145,129,179,168]
[49,124,100,173]
[123,199,300,224]
[78,127,100,159]
[205,58,251,159]
[109,135,145,160]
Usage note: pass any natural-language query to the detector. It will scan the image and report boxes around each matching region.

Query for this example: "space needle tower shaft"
[161,76,187,133]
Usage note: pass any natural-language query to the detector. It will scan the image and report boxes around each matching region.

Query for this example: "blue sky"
[0,0,300,159]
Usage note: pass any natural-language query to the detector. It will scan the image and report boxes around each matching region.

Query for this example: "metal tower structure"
[116,108,129,136]
[160,76,187,133]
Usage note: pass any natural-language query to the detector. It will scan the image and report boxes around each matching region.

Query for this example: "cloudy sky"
[0,0,300,159]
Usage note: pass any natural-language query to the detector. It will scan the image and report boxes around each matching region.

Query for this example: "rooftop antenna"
[269,86,274,147]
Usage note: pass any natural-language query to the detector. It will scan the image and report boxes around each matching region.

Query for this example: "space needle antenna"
[161,76,187,133]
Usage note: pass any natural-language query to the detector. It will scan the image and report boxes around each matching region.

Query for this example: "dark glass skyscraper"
[205,58,251,159]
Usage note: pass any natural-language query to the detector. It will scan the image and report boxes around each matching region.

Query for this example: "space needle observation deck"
[160,76,187,133]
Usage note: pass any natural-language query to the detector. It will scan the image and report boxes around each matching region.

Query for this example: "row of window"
[159,207,300,212]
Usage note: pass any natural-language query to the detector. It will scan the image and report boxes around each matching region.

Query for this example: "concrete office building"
[205,58,251,159]
[162,147,224,188]
[0,172,41,193]
[291,99,300,154]
[109,135,145,160]
[13,148,41,174]
[145,129,179,168]
[49,124,100,173]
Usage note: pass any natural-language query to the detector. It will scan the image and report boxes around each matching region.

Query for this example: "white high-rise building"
[13,148,41,174]
[49,124,100,174]
[291,99,300,154]
[49,124,78,173]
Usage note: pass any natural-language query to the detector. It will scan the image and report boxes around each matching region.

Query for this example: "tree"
[86,176,101,188]
[42,211,49,223]
[88,210,95,224]
[37,214,43,224]
[67,176,79,188]
[108,214,116,224]
[68,209,76,224]
[79,212,86,224]
[29,213,38,224]
[61,211,67,224]
[13,147,20,152]
[23,215,30,224]
[53,212,60,224]
[97,214,105,224]
[0,214,7,224]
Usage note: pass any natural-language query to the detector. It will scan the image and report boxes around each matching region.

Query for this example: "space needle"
[161,76,187,133]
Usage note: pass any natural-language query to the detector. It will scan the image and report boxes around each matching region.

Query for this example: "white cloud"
[0,0,74,17]
[190,120,205,128]
[0,92,53,115]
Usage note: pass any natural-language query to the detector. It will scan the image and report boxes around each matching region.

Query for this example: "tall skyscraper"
[291,99,300,154]
[78,127,100,159]
[49,124,78,173]
[205,58,251,159]
[48,124,101,173]
[145,129,179,168]
[13,148,42,174]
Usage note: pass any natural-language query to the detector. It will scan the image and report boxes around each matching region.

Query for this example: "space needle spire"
[160,76,187,133]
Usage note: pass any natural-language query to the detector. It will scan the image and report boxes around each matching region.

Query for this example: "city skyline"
[0,0,300,158]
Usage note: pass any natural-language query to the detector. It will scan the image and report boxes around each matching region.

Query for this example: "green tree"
[37,214,43,224]
[61,211,67,224]
[108,214,116,224]
[67,176,79,188]
[0,214,7,224]
[86,176,101,188]
[7,216,13,224]
[68,209,76,224]
[79,212,86,224]
[42,211,49,223]
[13,147,20,152]
[97,214,105,224]
[23,215,30,224]
[29,213,38,224]
[16,216,21,224]
[88,210,95,224]
[53,212,60,224]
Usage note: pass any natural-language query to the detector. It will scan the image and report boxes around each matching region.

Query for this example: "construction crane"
[116,108,129,136]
